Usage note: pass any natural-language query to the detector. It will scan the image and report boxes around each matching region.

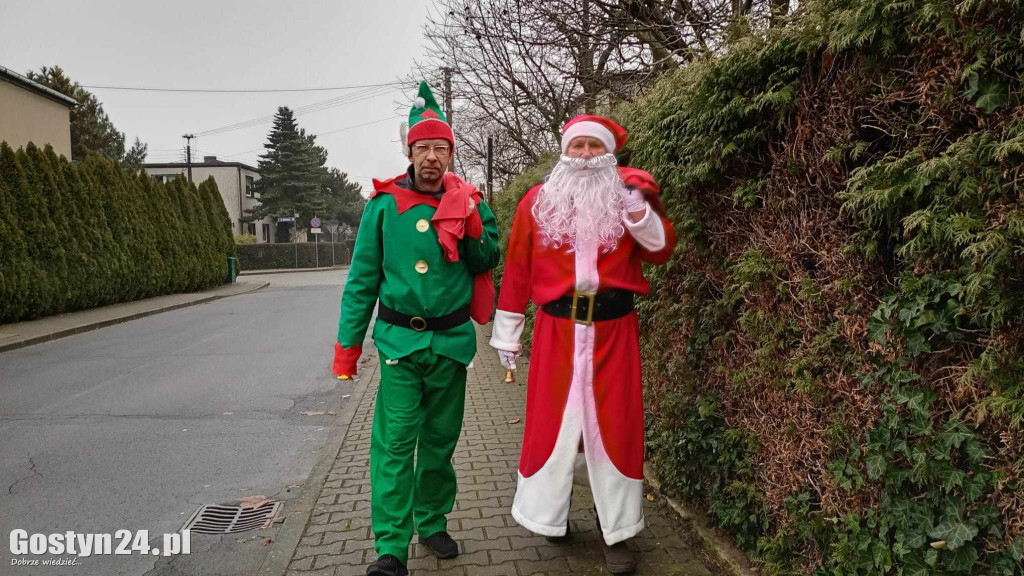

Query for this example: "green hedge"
[612,0,1024,574]
[235,241,354,271]
[0,142,234,324]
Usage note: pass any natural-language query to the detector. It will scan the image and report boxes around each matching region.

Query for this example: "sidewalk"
[280,324,719,576]
[0,281,268,353]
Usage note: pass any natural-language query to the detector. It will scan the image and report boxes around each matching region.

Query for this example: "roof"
[0,65,78,108]
[143,159,260,173]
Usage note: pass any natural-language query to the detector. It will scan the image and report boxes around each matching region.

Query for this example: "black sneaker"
[366,554,408,576]
[418,531,460,559]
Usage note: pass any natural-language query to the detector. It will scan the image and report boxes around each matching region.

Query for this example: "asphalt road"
[0,270,359,576]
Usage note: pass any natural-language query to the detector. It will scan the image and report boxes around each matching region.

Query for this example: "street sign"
[310,217,322,228]
[311,228,323,234]
[277,217,295,223]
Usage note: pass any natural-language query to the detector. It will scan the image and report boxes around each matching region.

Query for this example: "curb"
[258,351,379,576]
[644,462,759,576]
[0,282,269,353]
[239,266,348,276]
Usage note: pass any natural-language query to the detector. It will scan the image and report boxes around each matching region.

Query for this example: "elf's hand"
[332,342,362,379]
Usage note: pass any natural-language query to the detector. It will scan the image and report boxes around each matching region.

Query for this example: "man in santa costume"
[490,115,676,573]
[333,81,500,576]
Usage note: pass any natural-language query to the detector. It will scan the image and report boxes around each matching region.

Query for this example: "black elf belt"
[377,302,470,332]
[541,289,635,326]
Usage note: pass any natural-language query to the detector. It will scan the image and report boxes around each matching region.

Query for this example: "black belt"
[377,302,470,332]
[541,289,634,325]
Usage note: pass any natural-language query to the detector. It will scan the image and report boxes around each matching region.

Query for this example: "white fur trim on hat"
[561,121,616,154]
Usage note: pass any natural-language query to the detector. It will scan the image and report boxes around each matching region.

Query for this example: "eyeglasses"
[412,143,451,156]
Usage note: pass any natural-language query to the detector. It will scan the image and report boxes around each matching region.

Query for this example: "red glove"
[465,206,483,239]
[332,342,362,377]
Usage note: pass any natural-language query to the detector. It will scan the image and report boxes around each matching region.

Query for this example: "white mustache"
[558,153,618,170]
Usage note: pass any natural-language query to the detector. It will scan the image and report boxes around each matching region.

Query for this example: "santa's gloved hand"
[498,350,520,371]
[620,185,646,213]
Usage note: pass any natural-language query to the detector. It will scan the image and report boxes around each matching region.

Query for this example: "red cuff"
[332,342,362,376]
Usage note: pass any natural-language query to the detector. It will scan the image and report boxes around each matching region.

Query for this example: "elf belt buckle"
[409,316,428,332]
[571,292,596,326]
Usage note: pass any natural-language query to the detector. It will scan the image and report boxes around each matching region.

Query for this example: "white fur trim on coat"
[490,309,526,352]
[621,203,666,252]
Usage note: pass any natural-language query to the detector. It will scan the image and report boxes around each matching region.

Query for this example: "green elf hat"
[407,81,454,147]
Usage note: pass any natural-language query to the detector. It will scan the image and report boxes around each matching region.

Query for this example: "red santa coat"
[491,167,676,544]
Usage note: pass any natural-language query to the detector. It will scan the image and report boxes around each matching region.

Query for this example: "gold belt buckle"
[571,291,595,326]
[409,316,428,332]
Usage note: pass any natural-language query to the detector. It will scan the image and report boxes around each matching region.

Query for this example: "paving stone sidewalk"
[285,325,718,576]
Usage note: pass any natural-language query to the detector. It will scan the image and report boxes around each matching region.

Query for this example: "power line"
[192,85,398,138]
[81,80,408,93]
[219,116,399,160]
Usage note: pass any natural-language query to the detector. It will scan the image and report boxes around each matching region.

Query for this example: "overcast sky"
[0,0,439,193]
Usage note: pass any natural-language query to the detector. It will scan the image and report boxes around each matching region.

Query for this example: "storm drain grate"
[181,501,282,534]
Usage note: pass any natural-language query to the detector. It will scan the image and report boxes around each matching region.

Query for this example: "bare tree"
[414,0,786,187]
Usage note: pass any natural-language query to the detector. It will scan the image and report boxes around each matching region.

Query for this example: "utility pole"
[486,136,494,202]
[441,66,454,173]
[182,134,195,184]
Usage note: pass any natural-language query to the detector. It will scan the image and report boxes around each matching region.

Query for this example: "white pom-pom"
[413,97,426,109]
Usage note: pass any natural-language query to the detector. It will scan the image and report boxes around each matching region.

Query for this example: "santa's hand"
[498,350,520,371]
[620,185,646,213]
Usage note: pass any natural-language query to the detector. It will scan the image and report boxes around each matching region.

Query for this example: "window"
[153,174,180,184]
[261,223,271,242]
[245,175,255,198]
[247,222,256,236]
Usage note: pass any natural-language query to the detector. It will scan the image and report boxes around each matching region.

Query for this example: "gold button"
[415,260,429,274]
[416,219,430,232]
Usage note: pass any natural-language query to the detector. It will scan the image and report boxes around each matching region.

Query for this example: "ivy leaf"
[1008,537,1024,558]
[868,312,890,344]
[865,452,888,480]
[925,547,940,567]
[944,544,978,571]
[928,505,978,550]
[902,552,931,575]
[974,76,1009,114]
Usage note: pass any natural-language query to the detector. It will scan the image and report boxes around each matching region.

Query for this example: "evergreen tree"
[323,167,366,230]
[0,145,29,322]
[26,66,148,166]
[246,107,330,230]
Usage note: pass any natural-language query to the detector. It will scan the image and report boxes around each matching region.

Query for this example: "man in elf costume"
[332,81,500,576]
[490,115,676,573]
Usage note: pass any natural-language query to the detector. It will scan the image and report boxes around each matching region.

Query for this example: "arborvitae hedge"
[0,142,234,324]
[618,0,1024,574]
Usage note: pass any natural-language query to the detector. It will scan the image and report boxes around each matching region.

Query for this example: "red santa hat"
[560,114,628,155]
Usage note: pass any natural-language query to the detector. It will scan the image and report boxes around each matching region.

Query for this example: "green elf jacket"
[335,168,500,368]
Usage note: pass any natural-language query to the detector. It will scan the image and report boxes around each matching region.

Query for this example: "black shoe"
[418,531,460,559]
[545,518,571,543]
[595,509,637,574]
[366,554,408,576]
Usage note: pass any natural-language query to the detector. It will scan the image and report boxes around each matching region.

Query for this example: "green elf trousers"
[371,348,467,563]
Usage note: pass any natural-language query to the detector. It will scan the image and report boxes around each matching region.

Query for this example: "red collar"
[371,173,481,213]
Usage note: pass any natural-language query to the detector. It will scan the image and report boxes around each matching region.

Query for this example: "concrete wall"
[145,166,274,243]
[0,79,72,158]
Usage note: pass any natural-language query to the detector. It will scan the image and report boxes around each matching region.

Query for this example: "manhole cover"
[181,501,282,534]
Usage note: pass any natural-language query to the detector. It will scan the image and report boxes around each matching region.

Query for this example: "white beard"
[533,154,624,253]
